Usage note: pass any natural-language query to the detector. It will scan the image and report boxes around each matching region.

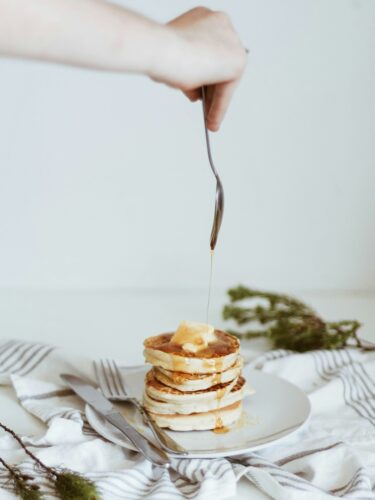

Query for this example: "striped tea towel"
[0,340,375,499]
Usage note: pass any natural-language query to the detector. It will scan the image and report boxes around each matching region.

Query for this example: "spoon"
[201,87,225,251]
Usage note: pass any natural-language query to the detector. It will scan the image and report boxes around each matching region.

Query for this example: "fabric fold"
[0,339,374,499]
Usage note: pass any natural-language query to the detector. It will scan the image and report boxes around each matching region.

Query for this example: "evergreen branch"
[223,285,363,352]
[0,423,53,476]
[0,422,100,500]
[0,456,42,500]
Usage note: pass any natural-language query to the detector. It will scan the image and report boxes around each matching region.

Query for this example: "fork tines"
[94,358,128,399]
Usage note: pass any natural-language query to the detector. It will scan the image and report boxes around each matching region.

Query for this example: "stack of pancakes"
[142,321,253,431]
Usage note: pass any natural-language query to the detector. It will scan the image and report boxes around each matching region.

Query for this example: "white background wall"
[0,0,374,293]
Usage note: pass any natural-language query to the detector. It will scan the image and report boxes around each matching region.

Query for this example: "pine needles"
[223,285,362,352]
[0,422,100,500]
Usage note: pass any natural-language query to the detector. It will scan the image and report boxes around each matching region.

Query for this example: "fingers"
[168,6,212,27]
[205,81,238,131]
[183,81,237,131]
[183,88,201,102]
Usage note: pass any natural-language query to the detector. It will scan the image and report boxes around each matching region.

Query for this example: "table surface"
[1,288,374,499]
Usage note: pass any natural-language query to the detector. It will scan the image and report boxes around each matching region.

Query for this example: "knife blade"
[60,373,170,467]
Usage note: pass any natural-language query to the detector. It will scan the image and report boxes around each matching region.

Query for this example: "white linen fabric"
[0,339,374,499]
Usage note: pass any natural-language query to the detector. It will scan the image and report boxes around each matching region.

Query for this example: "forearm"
[0,0,178,76]
[0,2,246,130]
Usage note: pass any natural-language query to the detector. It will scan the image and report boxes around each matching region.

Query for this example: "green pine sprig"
[0,422,100,500]
[0,457,42,500]
[223,285,363,352]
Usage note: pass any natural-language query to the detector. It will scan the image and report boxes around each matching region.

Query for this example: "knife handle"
[106,411,170,467]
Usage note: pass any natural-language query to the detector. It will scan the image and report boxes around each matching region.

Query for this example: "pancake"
[143,376,251,415]
[145,369,239,404]
[148,401,243,431]
[143,322,251,431]
[143,330,240,374]
[153,357,243,392]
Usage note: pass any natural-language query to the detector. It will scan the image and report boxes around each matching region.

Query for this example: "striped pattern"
[0,340,375,499]
[0,340,54,377]
[313,349,375,427]
[231,454,327,495]
[250,349,294,370]
[90,459,235,500]
[238,348,375,499]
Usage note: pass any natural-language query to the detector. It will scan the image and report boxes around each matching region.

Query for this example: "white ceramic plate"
[85,365,311,459]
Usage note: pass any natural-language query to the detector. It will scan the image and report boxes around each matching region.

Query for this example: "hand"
[0,2,245,131]
[155,7,247,131]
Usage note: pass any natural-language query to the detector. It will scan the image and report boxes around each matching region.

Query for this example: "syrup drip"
[206,249,214,326]
[216,387,226,401]
[215,415,223,429]
[212,414,230,434]
[213,426,230,434]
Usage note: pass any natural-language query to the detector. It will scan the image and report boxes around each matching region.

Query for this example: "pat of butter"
[171,321,217,353]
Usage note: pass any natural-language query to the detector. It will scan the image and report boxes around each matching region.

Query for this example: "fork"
[202,86,224,251]
[94,359,187,455]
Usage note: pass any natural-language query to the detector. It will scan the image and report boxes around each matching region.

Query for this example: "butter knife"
[60,373,170,467]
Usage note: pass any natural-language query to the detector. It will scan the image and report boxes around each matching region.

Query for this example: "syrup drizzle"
[206,249,215,326]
